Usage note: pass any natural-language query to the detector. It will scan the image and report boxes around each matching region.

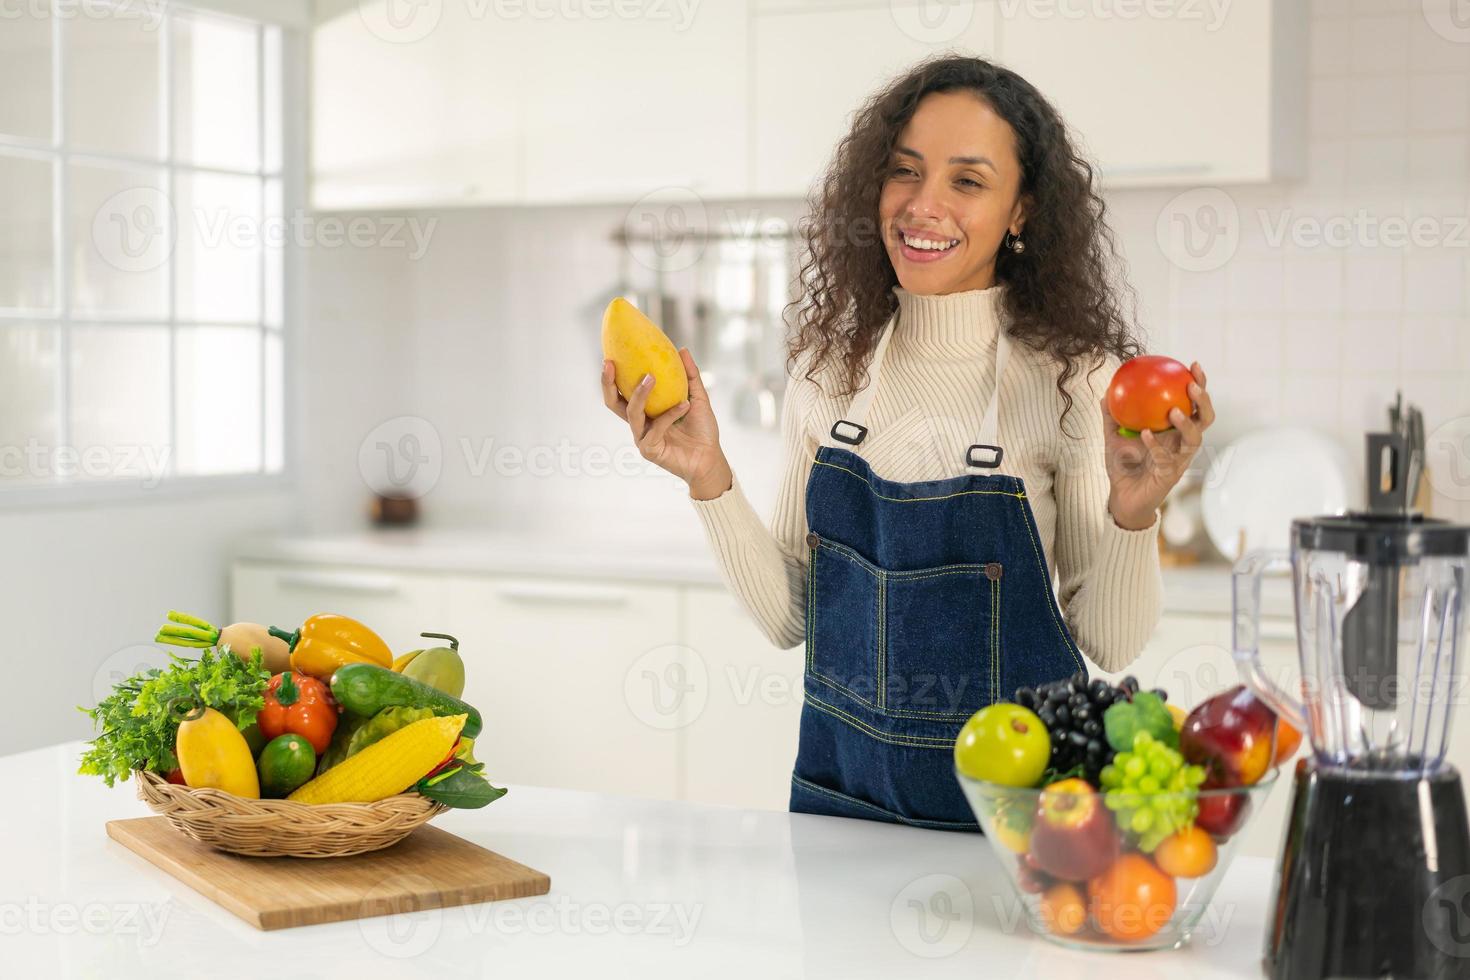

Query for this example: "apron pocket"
[807,537,881,707]
[883,563,1001,721]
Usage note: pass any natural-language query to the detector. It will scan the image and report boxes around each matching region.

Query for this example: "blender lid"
[1294,513,1470,561]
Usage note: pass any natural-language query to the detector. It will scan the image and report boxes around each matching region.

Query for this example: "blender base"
[1265,757,1470,980]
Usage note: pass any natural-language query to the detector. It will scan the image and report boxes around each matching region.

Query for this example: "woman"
[600,57,1213,829]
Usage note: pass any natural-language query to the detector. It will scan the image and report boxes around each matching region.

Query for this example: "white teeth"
[903,234,958,251]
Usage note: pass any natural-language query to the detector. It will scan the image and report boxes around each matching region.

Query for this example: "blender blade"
[1341,566,1399,712]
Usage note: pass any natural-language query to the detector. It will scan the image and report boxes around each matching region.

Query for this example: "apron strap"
[823,313,898,448]
[966,327,1009,470]
[822,309,1011,470]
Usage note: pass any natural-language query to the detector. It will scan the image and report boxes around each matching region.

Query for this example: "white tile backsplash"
[1349,74,1410,134]
[302,3,1470,531]
[1409,73,1470,133]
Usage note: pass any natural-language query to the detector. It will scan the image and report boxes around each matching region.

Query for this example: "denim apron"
[789,313,1087,829]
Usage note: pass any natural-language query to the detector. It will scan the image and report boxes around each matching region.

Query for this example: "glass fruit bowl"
[957,766,1280,952]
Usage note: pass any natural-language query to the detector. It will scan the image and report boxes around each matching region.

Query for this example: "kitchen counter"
[235,529,1296,618]
[10,741,1275,978]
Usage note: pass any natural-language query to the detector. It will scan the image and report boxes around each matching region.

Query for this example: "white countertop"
[235,528,730,588]
[234,529,1296,618]
[11,741,1275,978]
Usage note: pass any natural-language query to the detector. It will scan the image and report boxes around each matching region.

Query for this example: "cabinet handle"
[275,571,403,596]
[497,583,631,607]
[1102,163,1214,178]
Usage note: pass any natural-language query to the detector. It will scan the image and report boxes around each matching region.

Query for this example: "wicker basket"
[134,769,448,858]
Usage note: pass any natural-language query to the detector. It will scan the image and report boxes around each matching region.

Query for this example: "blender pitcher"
[1231,429,1470,980]
[1233,515,1470,774]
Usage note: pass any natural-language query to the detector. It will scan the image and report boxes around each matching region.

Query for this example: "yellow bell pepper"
[269,613,393,681]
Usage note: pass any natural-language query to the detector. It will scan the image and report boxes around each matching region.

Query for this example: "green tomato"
[954,703,1051,787]
[257,733,317,798]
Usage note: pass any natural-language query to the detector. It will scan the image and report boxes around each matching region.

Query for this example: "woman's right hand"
[601,348,733,500]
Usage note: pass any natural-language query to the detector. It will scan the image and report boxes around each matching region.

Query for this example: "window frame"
[0,0,306,508]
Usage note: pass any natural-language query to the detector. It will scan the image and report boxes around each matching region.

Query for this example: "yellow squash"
[288,713,466,805]
[602,297,688,417]
[176,706,260,799]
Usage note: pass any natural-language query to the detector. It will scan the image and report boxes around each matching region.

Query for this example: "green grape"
[1099,731,1207,852]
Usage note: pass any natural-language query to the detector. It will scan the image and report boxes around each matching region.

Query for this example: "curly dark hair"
[788,55,1141,434]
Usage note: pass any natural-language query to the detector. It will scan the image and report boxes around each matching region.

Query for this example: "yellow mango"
[602,297,688,418]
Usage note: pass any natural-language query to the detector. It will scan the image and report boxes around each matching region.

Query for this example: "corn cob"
[288,713,466,805]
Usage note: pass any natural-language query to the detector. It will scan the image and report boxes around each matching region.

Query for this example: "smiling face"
[878,90,1028,296]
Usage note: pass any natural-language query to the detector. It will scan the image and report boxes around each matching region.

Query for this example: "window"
[0,1,291,492]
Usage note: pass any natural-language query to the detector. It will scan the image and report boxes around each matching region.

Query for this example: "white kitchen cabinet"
[312,0,1303,209]
[519,6,750,203]
[312,4,523,209]
[751,2,1000,198]
[312,2,749,209]
[680,587,804,810]
[1001,1,1306,186]
[231,561,451,654]
[445,574,684,800]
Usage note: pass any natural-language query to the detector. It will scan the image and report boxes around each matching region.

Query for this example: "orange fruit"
[1039,882,1087,936]
[1087,853,1177,942]
[1153,825,1218,879]
[1274,717,1303,765]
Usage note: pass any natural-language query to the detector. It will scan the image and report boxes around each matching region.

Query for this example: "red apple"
[1028,778,1120,882]
[1180,685,1277,787]
[1195,776,1252,840]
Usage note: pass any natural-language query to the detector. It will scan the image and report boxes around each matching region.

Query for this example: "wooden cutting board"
[106,817,551,931]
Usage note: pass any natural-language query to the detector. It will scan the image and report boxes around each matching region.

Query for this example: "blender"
[1233,429,1470,980]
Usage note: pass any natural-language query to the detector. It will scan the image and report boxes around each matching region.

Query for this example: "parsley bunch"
[78,646,271,787]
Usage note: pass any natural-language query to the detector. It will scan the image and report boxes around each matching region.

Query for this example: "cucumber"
[330,663,483,738]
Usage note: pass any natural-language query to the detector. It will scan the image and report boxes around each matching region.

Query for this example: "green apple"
[954,703,1050,787]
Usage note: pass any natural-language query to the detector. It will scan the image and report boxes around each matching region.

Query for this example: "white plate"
[1202,427,1359,561]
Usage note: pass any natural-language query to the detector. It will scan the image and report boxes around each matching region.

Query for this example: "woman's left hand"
[1102,362,1215,531]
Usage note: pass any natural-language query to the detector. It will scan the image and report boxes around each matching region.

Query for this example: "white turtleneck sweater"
[691,286,1162,674]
